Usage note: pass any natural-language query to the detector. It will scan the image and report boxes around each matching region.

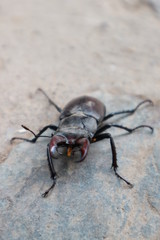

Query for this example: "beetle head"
[49,133,90,162]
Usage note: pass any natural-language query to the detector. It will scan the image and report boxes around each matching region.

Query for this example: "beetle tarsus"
[96,124,154,135]
[113,167,133,188]
[41,180,56,198]
[103,99,153,121]
[10,137,37,143]
[131,125,154,133]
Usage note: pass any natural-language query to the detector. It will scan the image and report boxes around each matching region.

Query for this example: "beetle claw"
[75,138,90,162]
[50,135,67,158]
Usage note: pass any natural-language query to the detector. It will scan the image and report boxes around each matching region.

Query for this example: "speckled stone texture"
[0,0,160,239]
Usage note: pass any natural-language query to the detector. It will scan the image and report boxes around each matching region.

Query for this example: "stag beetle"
[11,89,153,197]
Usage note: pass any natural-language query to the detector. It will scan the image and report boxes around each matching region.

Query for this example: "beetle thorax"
[58,114,98,139]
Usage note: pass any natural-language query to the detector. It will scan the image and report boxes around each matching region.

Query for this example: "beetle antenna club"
[11,90,153,197]
[21,125,36,137]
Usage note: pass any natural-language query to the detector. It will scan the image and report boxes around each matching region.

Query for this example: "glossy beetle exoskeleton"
[11,89,153,197]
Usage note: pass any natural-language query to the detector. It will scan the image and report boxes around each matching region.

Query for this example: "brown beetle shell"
[60,96,106,124]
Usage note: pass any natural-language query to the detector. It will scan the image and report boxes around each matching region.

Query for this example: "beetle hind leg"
[95,123,153,135]
[103,99,153,121]
[112,166,133,187]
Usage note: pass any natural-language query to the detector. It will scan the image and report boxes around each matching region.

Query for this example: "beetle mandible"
[11,89,153,197]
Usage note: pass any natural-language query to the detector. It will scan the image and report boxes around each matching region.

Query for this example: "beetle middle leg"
[11,125,58,143]
[96,123,153,135]
[91,133,133,187]
[103,99,153,121]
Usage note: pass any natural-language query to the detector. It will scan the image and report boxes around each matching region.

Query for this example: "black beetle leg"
[103,99,153,121]
[41,144,57,198]
[91,133,133,187]
[95,123,153,135]
[37,88,62,113]
[11,125,58,143]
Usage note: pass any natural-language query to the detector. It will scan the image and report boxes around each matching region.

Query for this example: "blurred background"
[0,0,160,158]
[0,0,160,239]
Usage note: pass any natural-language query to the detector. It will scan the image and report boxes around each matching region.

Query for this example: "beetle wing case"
[58,96,106,138]
[59,96,106,123]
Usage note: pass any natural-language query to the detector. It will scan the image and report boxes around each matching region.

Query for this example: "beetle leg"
[91,133,133,187]
[37,88,62,113]
[103,99,153,121]
[41,144,57,198]
[95,123,153,135]
[11,125,58,143]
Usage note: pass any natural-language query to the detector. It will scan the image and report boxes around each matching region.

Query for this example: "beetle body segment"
[58,96,106,138]
[60,96,106,122]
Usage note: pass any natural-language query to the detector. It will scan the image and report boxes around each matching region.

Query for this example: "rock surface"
[0,0,160,239]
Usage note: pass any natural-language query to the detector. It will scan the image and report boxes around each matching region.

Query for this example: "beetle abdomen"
[60,96,106,123]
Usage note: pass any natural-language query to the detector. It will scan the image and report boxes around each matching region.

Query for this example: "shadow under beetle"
[11,89,154,197]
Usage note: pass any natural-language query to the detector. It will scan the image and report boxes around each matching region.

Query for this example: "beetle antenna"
[21,125,52,139]
[21,125,36,137]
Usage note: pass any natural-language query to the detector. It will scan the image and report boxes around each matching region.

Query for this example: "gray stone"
[145,0,160,14]
[0,94,159,240]
[123,0,160,15]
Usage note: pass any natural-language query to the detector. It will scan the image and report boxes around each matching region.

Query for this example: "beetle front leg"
[91,133,133,187]
[41,144,57,198]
